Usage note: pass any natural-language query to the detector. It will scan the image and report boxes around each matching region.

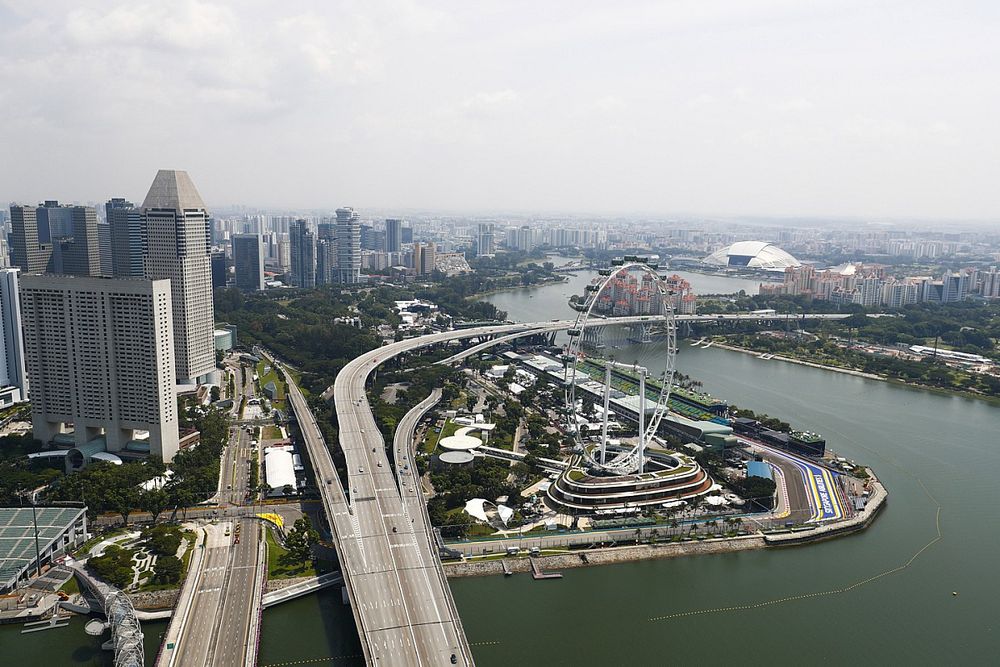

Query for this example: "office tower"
[141,169,215,385]
[360,224,374,250]
[289,219,316,288]
[211,250,228,288]
[335,207,361,284]
[97,223,112,276]
[106,197,145,278]
[36,201,72,242]
[477,223,495,256]
[233,234,265,291]
[20,275,179,462]
[61,206,102,276]
[0,269,27,406]
[9,206,53,273]
[385,219,403,253]
[401,225,413,244]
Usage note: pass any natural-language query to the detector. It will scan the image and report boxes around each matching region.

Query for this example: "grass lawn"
[256,361,286,401]
[261,425,283,440]
[59,575,80,595]
[425,419,461,454]
[264,527,336,579]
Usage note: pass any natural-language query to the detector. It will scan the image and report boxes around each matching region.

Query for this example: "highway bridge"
[277,311,853,665]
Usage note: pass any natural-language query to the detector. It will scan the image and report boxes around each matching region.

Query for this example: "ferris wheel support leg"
[638,372,646,475]
[600,365,611,466]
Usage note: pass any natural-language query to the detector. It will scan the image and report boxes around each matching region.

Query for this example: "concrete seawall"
[445,469,888,579]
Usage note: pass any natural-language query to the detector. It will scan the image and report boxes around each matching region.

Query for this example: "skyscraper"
[106,197,145,278]
[10,204,101,276]
[0,269,27,406]
[385,219,403,253]
[61,206,101,276]
[316,239,335,285]
[9,206,53,273]
[289,219,316,287]
[477,223,495,256]
[414,242,436,276]
[141,170,215,385]
[20,274,179,462]
[211,250,229,288]
[233,234,265,291]
[336,207,361,284]
[97,223,112,276]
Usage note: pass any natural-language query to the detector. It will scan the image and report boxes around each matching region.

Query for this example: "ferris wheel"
[563,258,678,474]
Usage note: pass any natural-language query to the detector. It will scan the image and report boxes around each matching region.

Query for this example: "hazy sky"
[1,0,998,220]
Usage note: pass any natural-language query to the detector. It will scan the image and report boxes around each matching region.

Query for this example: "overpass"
[276,312,852,665]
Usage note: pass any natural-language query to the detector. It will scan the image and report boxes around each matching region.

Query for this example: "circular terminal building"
[547,447,714,512]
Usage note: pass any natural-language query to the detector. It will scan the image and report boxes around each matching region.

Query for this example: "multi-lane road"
[278,318,656,666]
[161,518,263,667]
[278,312,854,666]
[159,356,267,667]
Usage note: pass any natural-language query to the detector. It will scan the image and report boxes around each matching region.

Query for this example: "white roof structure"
[703,241,801,271]
[464,498,490,523]
[91,452,123,465]
[439,451,475,464]
[440,434,482,451]
[264,448,296,491]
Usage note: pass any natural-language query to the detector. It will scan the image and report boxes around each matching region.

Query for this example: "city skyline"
[1,2,998,221]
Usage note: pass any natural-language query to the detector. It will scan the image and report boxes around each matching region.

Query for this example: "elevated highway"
[277,311,852,665]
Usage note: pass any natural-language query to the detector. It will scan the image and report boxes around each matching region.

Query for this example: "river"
[8,270,997,665]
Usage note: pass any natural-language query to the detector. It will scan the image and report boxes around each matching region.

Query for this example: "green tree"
[281,517,319,565]
[153,555,182,584]
[140,488,170,524]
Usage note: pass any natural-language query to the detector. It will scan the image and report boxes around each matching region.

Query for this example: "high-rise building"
[0,269,28,406]
[36,201,72,243]
[401,225,413,245]
[414,242,436,276]
[289,219,316,287]
[61,206,102,277]
[97,223,112,276]
[233,234,265,291]
[20,274,179,462]
[336,207,361,284]
[106,197,145,278]
[316,239,335,285]
[211,250,228,288]
[141,170,215,385]
[476,223,495,256]
[385,219,403,253]
[9,206,53,273]
[10,204,101,277]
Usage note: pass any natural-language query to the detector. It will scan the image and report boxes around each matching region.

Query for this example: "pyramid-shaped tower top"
[141,169,207,211]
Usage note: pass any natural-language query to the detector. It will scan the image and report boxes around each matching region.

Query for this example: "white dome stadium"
[703,241,800,271]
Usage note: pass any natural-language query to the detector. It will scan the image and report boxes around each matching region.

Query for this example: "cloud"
[0,1,997,219]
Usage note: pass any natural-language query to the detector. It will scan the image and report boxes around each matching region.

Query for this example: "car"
[451,654,458,664]
[359,466,364,473]
[377,461,382,468]
[326,478,333,485]
[392,526,397,533]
